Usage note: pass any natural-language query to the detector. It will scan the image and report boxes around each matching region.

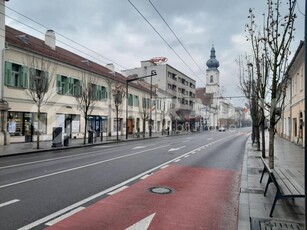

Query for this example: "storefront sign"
[8,121,16,133]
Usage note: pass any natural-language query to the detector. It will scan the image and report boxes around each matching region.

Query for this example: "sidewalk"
[0,132,168,157]
[238,133,305,229]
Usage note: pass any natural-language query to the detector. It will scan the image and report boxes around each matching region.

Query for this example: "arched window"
[210,75,214,83]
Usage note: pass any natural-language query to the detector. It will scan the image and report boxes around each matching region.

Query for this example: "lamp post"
[126,70,157,139]
[149,74,153,137]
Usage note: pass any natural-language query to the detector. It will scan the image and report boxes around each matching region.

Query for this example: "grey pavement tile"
[239,193,249,205]
[238,220,251,230]
[249,202,271,219]
[248,194,272,204]
[239,204,250,221]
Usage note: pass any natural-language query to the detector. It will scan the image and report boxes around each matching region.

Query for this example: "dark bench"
[260,156,305,217]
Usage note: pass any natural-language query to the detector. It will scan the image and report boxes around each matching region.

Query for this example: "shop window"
[113,118,122,131]
[7,112,23,136]
[33,113,47,134]
[4,61,28,88]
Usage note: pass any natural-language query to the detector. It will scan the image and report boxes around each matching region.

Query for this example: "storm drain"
[251,218,304,230]
[148,186,174,195]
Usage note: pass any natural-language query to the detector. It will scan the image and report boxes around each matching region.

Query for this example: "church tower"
[206,46,220,94]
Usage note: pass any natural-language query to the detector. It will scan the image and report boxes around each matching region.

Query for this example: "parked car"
[218,126,226,132]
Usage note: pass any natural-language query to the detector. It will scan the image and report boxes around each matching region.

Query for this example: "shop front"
[8,111,47,142]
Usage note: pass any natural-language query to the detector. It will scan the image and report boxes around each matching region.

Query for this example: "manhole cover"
[251,218,304,230]
[148,186,174,195]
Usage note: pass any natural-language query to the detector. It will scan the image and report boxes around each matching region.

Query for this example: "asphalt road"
[0,128,251,230]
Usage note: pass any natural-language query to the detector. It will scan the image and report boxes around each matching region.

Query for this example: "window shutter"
[21,66,28,88]
[4,61,12,86]
[56,74,62,94]
[43,71,49,91]
[29,68,36,90]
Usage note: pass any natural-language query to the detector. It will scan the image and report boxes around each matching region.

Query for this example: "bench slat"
[259,154,305,217]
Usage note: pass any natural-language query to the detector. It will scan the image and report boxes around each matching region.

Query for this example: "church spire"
[206,45,219,69]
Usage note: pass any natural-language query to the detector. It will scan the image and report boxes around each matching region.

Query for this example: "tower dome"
[206,46,219,69]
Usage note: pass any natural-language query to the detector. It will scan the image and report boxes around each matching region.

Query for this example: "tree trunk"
[116,106,119,141]
[256,125,260,151]
[36,106,41,149]
[261,119,266,158]
[268,124,275,169]
[84,116,88,145]
[143,119,146,137]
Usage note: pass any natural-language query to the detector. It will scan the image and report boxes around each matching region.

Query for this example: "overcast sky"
[4,0,306,107]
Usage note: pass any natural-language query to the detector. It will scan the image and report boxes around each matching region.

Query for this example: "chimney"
[106,63,115,73]
[45,30,56,50]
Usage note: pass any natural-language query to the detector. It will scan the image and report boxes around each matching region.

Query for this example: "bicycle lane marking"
[46,164,240,230]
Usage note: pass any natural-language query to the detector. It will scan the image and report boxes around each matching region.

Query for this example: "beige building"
[123,60,196,131]
[277,41,305,146]
[2,26,154,144]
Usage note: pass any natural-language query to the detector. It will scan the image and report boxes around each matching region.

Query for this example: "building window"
[57,75,82,96]
[300,67,304,91]
[96,85,107,100]
[128,94,133,106]
[4,61,28,88]
[29,68,49,92]
[210,75,214,83]
[71,78,83,97]
[142,98,150,109]
[134,95,139,106]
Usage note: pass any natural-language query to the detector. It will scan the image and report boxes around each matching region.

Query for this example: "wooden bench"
[259,156,305,217]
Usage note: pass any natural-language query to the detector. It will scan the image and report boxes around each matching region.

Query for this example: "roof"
[5,26,152,94]
[285,40,304,76]
[195,87,213,106]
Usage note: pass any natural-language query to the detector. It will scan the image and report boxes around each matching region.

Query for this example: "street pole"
[304,2,306,228]
[149,73,153,137]
[125,70,157,140]
[126,81,128,140]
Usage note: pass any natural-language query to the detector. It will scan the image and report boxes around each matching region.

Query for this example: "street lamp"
[126,70,157,139]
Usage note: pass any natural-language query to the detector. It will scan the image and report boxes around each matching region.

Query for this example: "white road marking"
[0,199,20,208]
[184,155,189,158]
[174,159,181,163]
[92,146,113,148]
[125,213,156,230]
[18,135,235,230]
[168,146,186,152]
[0,148,114,170]
[0,145,170,189]
[160,165,169,169]
[132,146,147,149]
[108,186,129,195]
[45,207,85,226]
[140,174,152,180]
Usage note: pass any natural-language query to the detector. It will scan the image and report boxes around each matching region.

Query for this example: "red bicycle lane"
[46,164,241,230]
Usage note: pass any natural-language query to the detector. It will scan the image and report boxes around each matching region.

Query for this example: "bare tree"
[112,82,125,141]
[26,55,56,149]
[238,55,261,151]
[245,0,297,168]
[138,96,150,137]
[74,71,98,144]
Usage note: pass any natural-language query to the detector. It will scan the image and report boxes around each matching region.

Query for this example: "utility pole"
[126,70,157,139]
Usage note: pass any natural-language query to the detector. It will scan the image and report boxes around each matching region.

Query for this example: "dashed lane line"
[18,134,239,230]
[45,207,85,226]
[0,145,170,189]
[0,199,20,208]
[108,186,129,195]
